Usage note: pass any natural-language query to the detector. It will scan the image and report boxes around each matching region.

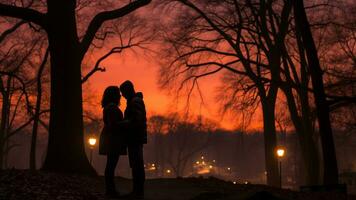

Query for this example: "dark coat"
[124,92,147,144]
[99,103,127,155]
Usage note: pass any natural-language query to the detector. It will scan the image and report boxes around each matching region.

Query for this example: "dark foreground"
[0,170,353,200]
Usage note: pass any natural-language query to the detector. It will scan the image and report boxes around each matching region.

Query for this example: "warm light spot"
[276,147,285,158]
[201,156,204,160]
[233,181,237,184]
[88,137,97,146]
[166,169,171,174]
[197,168,210,174]
[209,165,213,169]
[196,161,200,164]
[227,167,231,171]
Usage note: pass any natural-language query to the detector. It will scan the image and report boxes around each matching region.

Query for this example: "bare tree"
[0,0,151,174]
[0,21,44,168]
[293,0,339,185]
[158,0,292,186]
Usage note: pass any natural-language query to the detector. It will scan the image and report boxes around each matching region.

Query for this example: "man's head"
[120,80,135,100]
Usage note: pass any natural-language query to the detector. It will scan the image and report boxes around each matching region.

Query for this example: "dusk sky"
[77,2,269,131]
[84,49,263,131]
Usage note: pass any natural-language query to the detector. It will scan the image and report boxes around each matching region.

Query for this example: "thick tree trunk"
[283,87,320,185]
[293,0,339,185]
[261,97,279,187]
[41,2,95,174]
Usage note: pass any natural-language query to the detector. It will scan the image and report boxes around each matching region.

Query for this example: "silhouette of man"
[120,80,147,199]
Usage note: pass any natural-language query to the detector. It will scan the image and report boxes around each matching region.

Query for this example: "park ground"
[0,170,353,200]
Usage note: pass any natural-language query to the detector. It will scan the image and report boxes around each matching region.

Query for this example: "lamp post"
[276,147,286,188]
[88,137,97,165]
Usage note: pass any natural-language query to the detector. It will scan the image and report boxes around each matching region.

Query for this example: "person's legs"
[128,144,145,196]
[105,153,120,195]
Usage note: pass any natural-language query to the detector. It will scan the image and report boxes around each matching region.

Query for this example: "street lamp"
[276,146,286,188]
[88,137,97,165]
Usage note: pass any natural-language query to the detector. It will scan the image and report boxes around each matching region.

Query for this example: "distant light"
[233,181,237,184]
[197,168,210,174]
[88,137,97,146]
[202,161,205,165]
[264,171,267,175]
[213,160,216,163]
[209,165,213,169]
[196,161,200,164]
[166,169,171,174]
[227,167,231,171]
[201,156,204,160]
[152,163,155,167]
[276,147,286,158]
[244,181,249,184]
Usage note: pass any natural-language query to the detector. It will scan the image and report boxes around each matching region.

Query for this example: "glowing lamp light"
[227,167,231,171]
[209,165,213,169]
[276,147,285,158]
[233,181,237,184]
[196,161,200,164]
[88,137,97,147]
[166,169,171,174]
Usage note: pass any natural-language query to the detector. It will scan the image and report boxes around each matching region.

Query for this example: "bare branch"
[81,44,138,83]
[0,20,26,44]
[0,3,46,27]
[80,0,151,55]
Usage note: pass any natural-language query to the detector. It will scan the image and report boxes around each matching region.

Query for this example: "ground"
[0,170,353,200]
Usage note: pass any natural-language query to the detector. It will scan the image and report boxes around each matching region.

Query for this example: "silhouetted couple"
[99,80,147,199]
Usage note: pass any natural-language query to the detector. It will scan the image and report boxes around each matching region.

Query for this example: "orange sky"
[82,48,264,131]
[78,4,266,131]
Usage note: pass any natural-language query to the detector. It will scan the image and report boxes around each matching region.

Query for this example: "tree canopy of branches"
[157,0,353,185]
[0,0,151,174]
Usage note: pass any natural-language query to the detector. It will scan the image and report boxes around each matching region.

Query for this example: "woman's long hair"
[101,86,121,108]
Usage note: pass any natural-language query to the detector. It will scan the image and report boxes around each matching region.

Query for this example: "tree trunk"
[293,0,339,185]
[261,96,279,187]
[0,90,9,169]
[41,2,95,175]
[283,86,320,185]
[30,49,48,170]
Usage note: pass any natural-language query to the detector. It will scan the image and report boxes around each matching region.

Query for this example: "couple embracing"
[99,80,147,199]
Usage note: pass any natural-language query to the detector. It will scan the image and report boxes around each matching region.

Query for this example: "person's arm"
[130,99,146,123]
[106,106,127,133]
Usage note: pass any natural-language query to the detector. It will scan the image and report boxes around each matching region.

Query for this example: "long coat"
[99,103,127,155]
[124,92,147,144]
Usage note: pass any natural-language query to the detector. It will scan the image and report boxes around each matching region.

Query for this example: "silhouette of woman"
[99,86,127,198]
